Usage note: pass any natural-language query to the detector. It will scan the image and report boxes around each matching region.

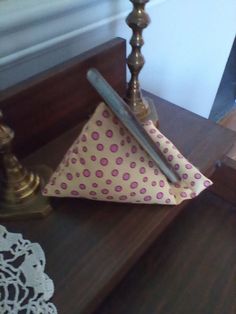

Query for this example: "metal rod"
[87,68,180,183]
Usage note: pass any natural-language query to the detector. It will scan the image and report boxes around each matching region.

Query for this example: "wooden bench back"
[0,38,126,157]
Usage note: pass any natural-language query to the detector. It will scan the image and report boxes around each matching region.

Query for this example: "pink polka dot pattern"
[102,109,110,118]
[71,158,77,164]
[131,145,137,154]
[73,147,78,154]
[204,180,211,187]
[79,158,85,165]
[100,158,109,166]
[149,128,156,134]
[43,102,212,205]
[111,169,119,177]
[79,184,86,190]
[159,180,165,188]
[91,131,99,140]
[119,195,128,201]
[182,173,188,180]
[154,169,159,175]
[139,167,146,174]
[174,164,180,170]
[96,144,104,152]
[96,170,103,178]
[115,185,122,192]
[130,162,136,169]
[96,120,102,127]
[106,130,113,138]
[60,182,67,190]
[91,155,97,161]
[122,173,130,181]
[180,191,187,198]
[116,157,123,165]
[89,191,97,196]
[110,144,119,153]
[81,134,87,142]
[148,161,154,168]
[71,190,79,196]
[66,173,73,181]
[156,192,164,199]
[126,136,131,143]
[101,188,109,195]
[194,173,202,180]
[185,164,193,169]
[83,169,91,177]
[140,188,146,194]
[130,182,138,189]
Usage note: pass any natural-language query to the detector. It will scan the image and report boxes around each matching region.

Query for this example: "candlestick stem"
[126,0,159,126]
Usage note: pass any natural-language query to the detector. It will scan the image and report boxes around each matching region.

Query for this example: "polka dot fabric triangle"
[43,102,212,205]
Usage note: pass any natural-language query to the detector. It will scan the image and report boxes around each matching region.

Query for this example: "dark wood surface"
[0,38,126,158]
[210,156,236,205]
[1,38,236,314]
[95,191,236,314]
[3,93,236,314]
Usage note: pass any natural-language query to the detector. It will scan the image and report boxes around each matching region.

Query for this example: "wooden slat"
[1,38,236,314]
[3,93,236,314]
[0,38,126,157]
[210,156,236,205]
[95,191,236,314]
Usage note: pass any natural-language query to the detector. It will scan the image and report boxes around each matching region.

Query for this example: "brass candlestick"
[126,0,159,126]
[0,112,52,219]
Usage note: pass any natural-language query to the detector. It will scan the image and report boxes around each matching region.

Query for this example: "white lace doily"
[0,225,57,314]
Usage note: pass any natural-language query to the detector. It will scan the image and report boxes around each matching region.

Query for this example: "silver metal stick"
[87,68,180,184]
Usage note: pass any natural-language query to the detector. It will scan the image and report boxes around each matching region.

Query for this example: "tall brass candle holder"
[126,0,159,126]
[0,112,52,219]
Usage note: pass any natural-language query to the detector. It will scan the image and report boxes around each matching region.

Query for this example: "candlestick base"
[0,165,53,220]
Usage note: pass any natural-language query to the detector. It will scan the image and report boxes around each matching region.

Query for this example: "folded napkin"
[42,102,212,205]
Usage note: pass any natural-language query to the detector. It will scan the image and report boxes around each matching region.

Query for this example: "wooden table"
[0,38,236,314]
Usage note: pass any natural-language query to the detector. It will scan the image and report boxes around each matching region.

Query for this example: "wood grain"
[95,191,236,314]
[1,38,236,314]
[0,38,126,158]
[210,156,236,205]
[3,92,236,314]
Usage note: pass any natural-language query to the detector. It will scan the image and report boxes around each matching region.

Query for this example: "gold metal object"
[0,112,52,219]
[126,0,159,126]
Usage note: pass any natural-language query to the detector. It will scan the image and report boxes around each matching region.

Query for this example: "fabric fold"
[43,102,212,205]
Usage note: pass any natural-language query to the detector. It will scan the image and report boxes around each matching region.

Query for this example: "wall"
[0,0,235,118]
[140,0,236,118]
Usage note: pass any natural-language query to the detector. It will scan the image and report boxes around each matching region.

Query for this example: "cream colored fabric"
[43,102,212,205]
